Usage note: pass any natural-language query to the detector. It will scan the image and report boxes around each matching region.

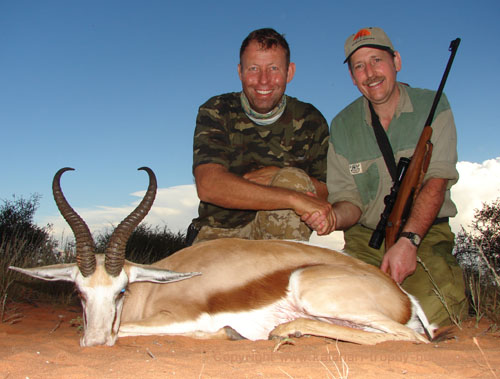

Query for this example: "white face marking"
[76,266,128,347]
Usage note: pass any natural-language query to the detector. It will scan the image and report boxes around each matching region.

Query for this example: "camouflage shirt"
[192,92,329,229]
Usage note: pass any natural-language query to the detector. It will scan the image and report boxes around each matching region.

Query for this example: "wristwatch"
[399,232,422,248]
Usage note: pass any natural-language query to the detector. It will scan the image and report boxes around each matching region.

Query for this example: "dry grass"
[473,337,498,378]
[418,257,463,329]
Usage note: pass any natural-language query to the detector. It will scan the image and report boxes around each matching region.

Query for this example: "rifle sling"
[368,102,398,183]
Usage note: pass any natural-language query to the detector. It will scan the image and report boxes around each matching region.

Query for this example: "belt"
[362,216,449,231]
[433,217,449,225]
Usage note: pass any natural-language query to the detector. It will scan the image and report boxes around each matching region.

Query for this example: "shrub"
[95,223,187,264]
[0,195,76,320]
[0,194,51,254]
[455,198,500,323]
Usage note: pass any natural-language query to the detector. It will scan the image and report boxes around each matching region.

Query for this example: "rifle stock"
[385,125,433,248]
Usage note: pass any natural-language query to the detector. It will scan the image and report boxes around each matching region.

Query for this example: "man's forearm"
[401,178,447,237]
[195,164,291,210]
[332,201,361,230]
[195,163,331,217]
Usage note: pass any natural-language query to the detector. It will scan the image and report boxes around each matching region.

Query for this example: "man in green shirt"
[188,28,331,245]
[304,27,466,326]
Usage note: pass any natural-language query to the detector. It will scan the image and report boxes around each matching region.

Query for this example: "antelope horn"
[53,168,97,277]
[104,167,157,277]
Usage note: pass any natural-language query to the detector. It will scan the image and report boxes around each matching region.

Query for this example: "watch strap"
[400,232,422,247]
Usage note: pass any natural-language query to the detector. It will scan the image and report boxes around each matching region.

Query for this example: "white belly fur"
[119,296,305,340]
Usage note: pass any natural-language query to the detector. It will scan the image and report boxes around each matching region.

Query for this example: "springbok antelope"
[10,167,435,347]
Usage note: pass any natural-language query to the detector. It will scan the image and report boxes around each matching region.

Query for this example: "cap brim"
[344,45,395,64]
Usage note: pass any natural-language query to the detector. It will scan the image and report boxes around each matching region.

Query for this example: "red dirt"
[1,303,499,378]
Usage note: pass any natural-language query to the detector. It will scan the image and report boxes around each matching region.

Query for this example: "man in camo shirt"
[187,28,331,244]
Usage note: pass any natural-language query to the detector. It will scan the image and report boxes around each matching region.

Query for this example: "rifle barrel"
[424,38,461,126]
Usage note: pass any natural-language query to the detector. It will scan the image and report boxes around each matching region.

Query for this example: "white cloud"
[47,158,500,250]
[451,158,500,233]
[47,185,199,239]
[145,185,199,232]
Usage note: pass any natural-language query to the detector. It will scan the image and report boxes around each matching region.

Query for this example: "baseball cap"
[344,27,395,63]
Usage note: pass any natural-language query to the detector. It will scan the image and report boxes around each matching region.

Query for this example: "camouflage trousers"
[343,223,467,326]
[193,167,315,244]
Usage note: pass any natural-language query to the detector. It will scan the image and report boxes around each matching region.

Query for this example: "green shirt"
[328,83,458,230]
[192,92,329,229]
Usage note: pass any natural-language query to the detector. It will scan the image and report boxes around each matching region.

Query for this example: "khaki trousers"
[344,223,467,326]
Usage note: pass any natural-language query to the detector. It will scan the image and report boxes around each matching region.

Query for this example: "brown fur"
[207,267,299,313]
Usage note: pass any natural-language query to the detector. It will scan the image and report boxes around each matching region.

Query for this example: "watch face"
[401,232,421,247]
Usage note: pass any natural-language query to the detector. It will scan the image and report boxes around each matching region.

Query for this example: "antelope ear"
[126,264,201,284]
[9,264,80,282]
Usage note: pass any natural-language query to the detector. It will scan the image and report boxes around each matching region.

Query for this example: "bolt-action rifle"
[369,38,461,250]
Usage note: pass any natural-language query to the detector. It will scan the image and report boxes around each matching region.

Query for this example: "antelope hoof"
[271,336,297,352]
[269,323,303,339]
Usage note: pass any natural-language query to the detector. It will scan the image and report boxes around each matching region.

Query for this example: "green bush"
[0,194,52,256]
[0,195,76,319]
[95,223,187,264]
[455,198,500,323]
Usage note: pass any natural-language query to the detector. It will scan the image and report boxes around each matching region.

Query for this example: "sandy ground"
[1,303,499,379]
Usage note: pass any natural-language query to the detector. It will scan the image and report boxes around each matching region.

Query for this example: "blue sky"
[1,0,499,239]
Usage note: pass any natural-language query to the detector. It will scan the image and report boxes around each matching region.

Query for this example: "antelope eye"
[116,288,126,300]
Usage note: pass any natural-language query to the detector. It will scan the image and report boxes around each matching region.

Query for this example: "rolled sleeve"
[425,108,459,187]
